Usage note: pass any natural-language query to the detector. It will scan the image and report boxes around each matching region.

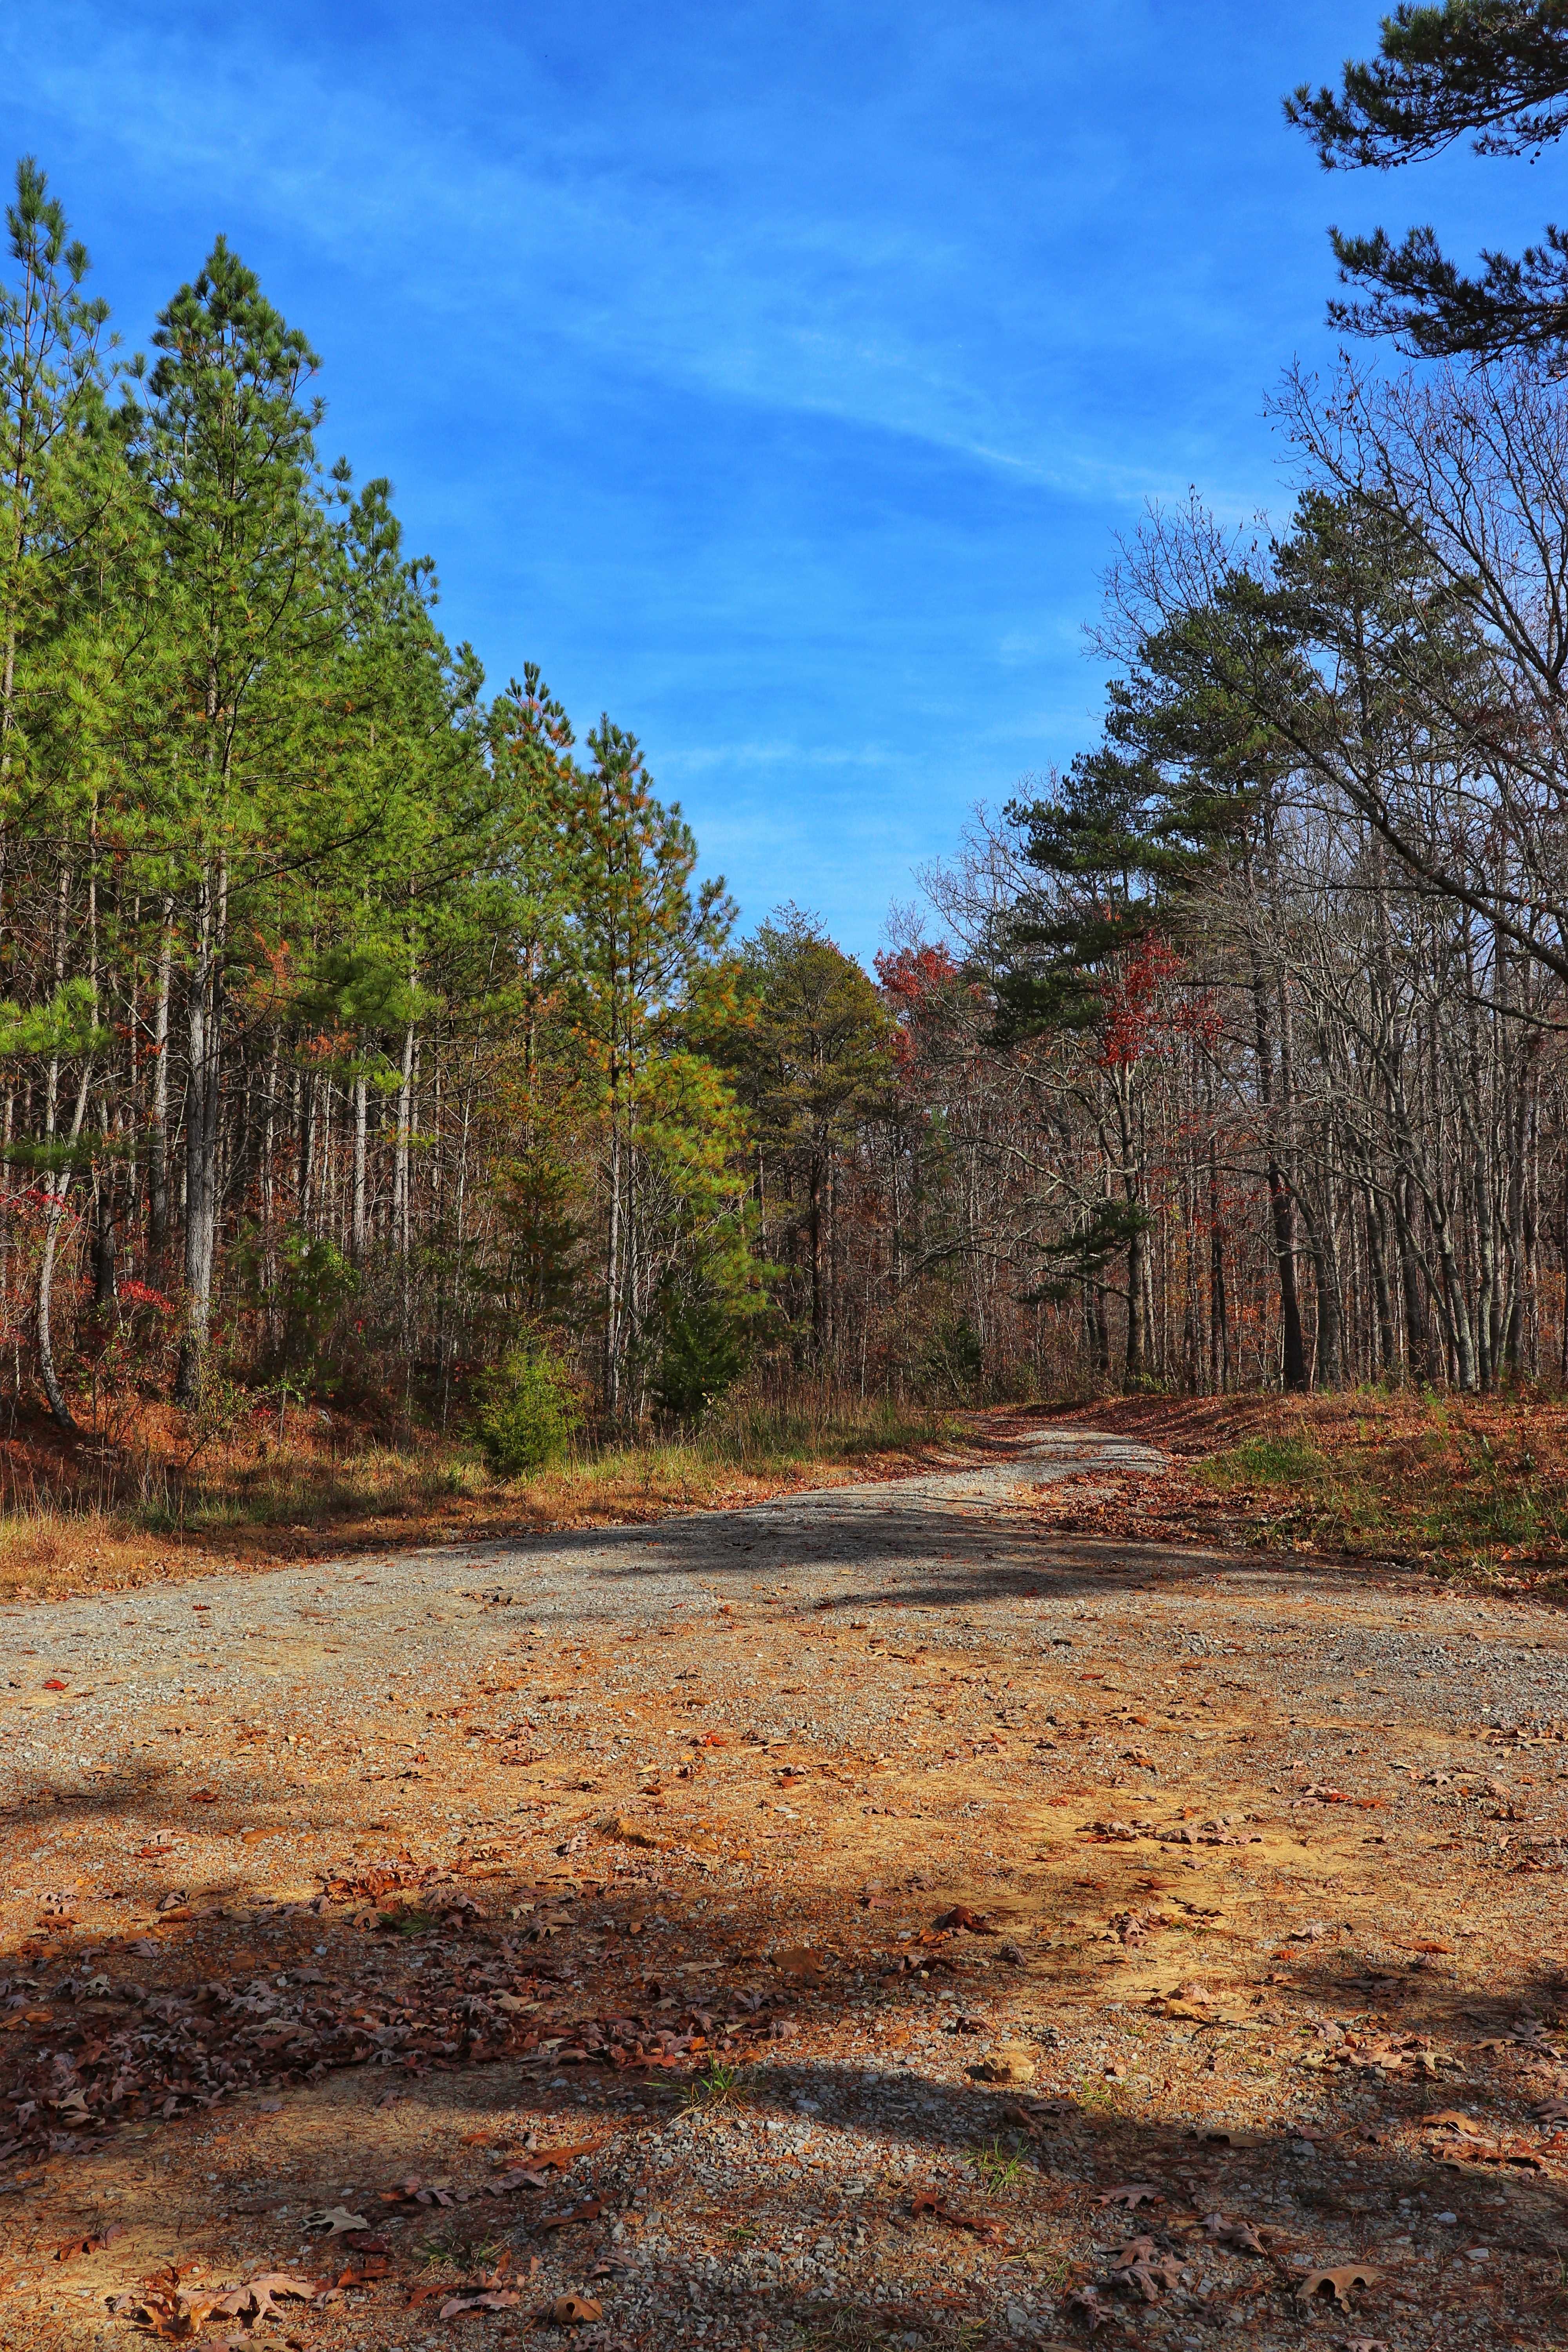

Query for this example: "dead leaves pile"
[1297,2028,1450,2082]
[1021,1464,1219,1547]
[0,1906,535,2164]
[0,1900,802,2168]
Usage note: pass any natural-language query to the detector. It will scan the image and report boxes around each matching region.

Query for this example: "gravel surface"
[2,1425,1566,2352]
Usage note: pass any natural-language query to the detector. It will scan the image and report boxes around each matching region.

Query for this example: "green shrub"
[919,1311,984,1400]
[653,1292,751,1420]
[474,1344,583,1475]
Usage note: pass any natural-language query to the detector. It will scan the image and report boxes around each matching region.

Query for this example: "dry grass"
[0,1386,975,1603]
[1040,1387,1568,1590]
[11,1380,1568,1607]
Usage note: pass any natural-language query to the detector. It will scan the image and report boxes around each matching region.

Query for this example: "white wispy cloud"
[9,0,1294,515]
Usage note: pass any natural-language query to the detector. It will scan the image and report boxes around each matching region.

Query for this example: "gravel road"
[2,1423,1562,1797]
[2,1427,1176,1804]
[2,1426,1566,2352]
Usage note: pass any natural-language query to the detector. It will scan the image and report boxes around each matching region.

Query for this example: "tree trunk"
[1248,949,1307,1391]
[352,1063,368,1260]
[148,902,174,1249]
[176,867,222,1405]
[38,1066,91,1436]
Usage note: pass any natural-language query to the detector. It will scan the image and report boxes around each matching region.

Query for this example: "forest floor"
[1033,1391,1568,1596]
[2,1414,1566,2352]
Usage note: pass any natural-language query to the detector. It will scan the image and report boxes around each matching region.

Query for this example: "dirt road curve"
[2,1427,1566,2352]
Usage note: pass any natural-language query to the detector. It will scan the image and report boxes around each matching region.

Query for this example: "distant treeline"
[7,153,1568,1439]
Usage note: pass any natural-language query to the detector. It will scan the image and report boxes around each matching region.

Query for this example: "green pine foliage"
[0,157,788,1442]
[1,155,1012,1452]
[474,1342,584,1474]
[1288,4,1568,362]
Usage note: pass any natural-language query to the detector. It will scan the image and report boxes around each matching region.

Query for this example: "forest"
[8,142,1568,1504]
[7,20,1568,2351]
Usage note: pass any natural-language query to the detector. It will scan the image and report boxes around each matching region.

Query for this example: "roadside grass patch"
[1045,1388,1568,1589]
[1201,1429,1328,1488]
[683,2057,749,2111]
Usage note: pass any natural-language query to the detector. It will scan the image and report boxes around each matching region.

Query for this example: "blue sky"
[3,1,1555,957]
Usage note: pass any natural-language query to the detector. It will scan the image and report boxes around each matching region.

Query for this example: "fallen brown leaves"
[1299,2263,1382,2305]
[410,2250,537,2319]
[114,2268,321,2339]
[911,2189,1001,2242]
[0,1871,802,2169]
[1199,2214,1267,2255]
[549,2291,603,2324]
[1107,2236,1183,2300]
[535,2198,602,2230]
[930,1903,995,1934]
[49,2221,125,2259]
[325,2254,391,2288]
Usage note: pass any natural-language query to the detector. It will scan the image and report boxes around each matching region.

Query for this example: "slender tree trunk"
[38,1065,91,1436]
[92,1180,116,1316]
[352,1063,368,1260]
[1248,946,1307,1390]
[604,1043,623,1416]
[176,866,222,1404]
[1364,1184,1397,1376]
[809,1146,826,1358]
[148,902,174,1249]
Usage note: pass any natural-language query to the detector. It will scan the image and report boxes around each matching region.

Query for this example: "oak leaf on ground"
[1110,2238,1183,2300]
[1200,2214,1267,2254]
[304,2205,370,2234]
[214,2273,321,2322]
[1299,2264,1381,2304]
[549,2291,603,2322]
[50,2223,125,2259]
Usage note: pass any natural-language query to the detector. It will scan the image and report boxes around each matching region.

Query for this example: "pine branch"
[1327,218,1568,361]
[1287,2,1568,169]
